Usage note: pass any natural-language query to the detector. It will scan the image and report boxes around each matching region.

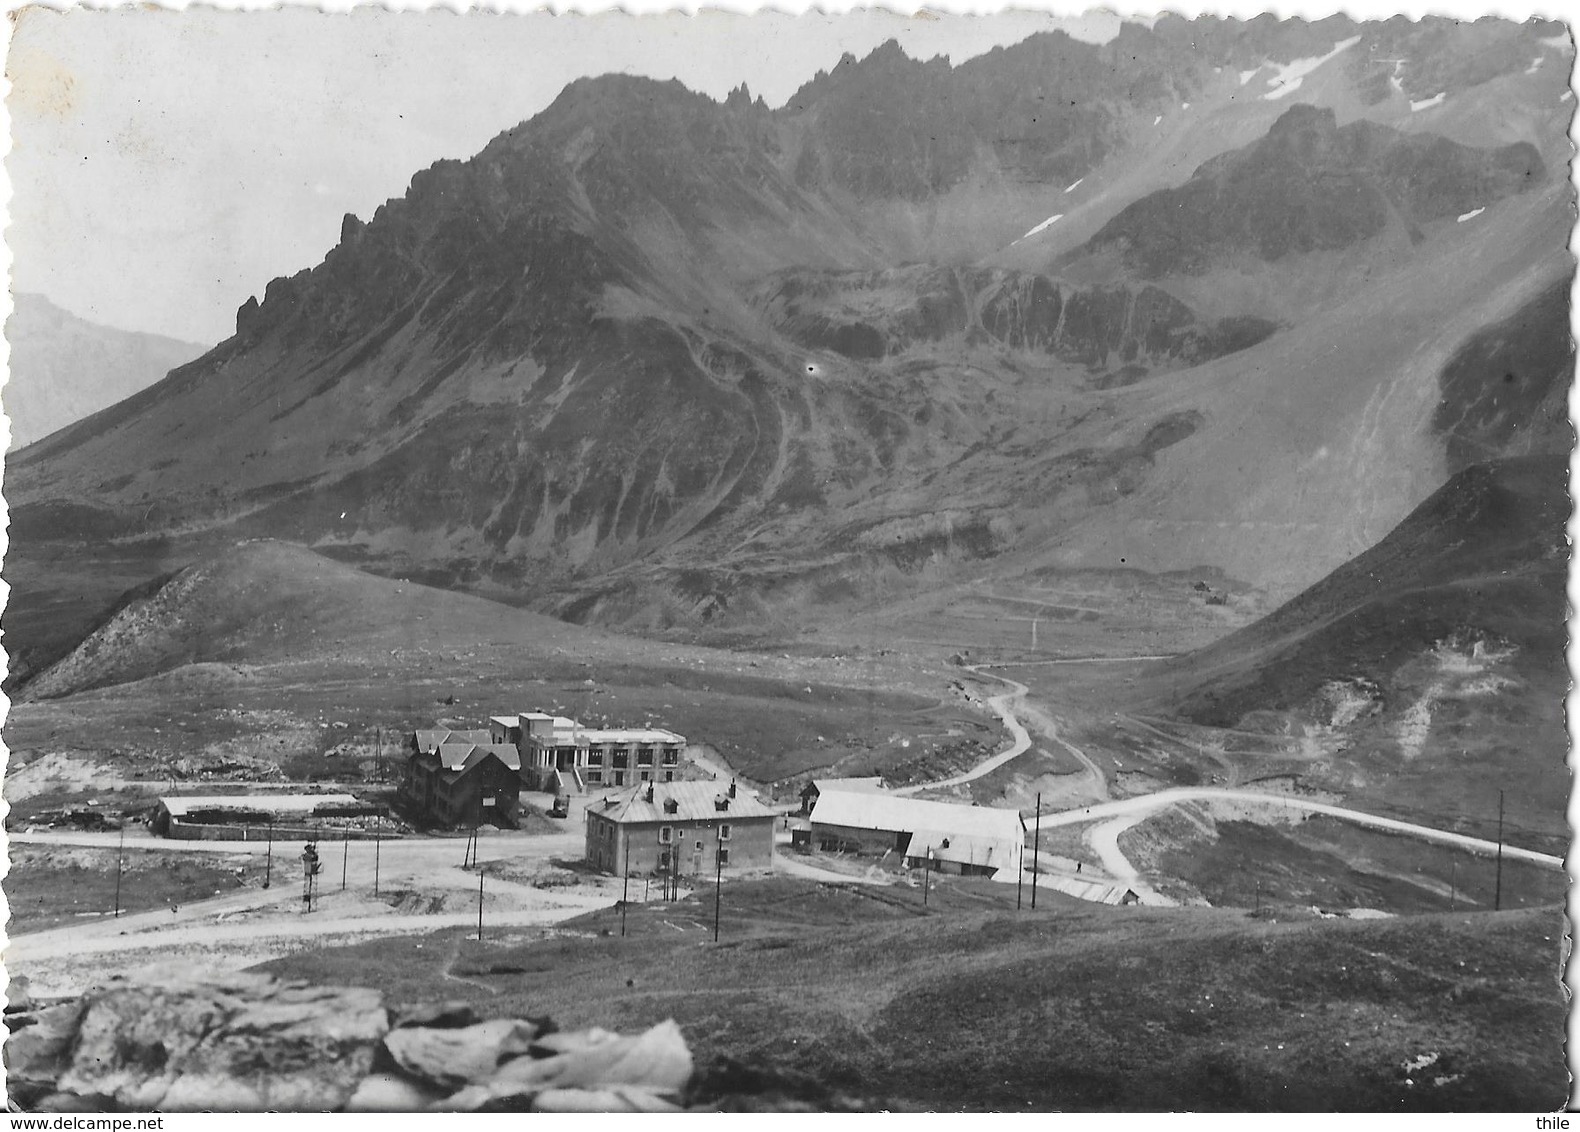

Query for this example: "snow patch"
[1238,66,1263,86]
[1563,89,1574,103]
[1525,56,1544,75]
[1014,214,1064,243]
[1540,32,1570,50]
[1260,35,1362,100]
[1152,114,1163,126]
[1457,207,1484,223]
[1181,102,1190,110]
[1410,91,1446,112]
[1064,178,1083,193]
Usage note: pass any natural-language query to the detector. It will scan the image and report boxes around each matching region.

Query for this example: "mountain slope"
[1071,104,1544,279]
[4,17,1571,650]
[1140,455,1569,835]
[3,294,204,450]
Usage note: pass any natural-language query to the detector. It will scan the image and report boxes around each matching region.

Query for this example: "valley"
[2,12,1570,1113]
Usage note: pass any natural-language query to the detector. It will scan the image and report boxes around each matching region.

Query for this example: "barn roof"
[809,790,1024,844]
[906,830,1019,867]
[159,793,361,817]
[589,780,774,824]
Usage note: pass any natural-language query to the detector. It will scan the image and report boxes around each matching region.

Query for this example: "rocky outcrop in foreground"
[5,972,844,1113]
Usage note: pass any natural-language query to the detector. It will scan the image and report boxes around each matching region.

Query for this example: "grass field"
[5,845,260,933]
[251,875,1567,1111]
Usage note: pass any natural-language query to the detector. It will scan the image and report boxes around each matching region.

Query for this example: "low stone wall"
[165,818,396,842]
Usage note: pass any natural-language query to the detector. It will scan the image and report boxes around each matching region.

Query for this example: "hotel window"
[637,747,654,767]
[719,824,732,841]
[586,770,602,784]
[716,848,730,866]
[612,750,629,768]
[639,770,651,782]
[587,749,604,766]
[664,771,675,782]
[662,748,680,766]
[659,826,673,844]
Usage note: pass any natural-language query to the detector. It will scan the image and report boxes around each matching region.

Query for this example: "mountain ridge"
[5,17,1571,656]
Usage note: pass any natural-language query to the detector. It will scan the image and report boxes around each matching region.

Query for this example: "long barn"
[808,788,1025,879]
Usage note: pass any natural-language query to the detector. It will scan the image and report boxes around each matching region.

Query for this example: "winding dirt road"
[892,665,1108,800]
[896,662,1562,904]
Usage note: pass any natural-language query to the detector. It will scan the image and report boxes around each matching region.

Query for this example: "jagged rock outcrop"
[753,265,1278,372]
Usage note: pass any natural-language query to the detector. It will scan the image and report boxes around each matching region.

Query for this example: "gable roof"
[589,779,775,824]
[414,728,492,752]
[809,790,1024,845]
[810,777,887,795]
[906,830,1019,868]
[435,743,523,774]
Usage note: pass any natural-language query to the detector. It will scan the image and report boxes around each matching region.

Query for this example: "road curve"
[890,668,1032,795]
[1040,786,1564,876]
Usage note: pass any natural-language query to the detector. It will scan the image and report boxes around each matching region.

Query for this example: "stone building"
[583,779,774,878]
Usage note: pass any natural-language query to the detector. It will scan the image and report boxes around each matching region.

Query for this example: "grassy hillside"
[1127,455,1568,839]
[4,540,985,791]
[254,876,1568,1111]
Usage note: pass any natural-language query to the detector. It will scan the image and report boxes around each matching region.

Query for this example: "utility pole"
[1017,836,1024,911]
[713,833,724,943]
[1494,789,1505,912]
[923,847,932,907]
[477,864,485,941]
[264,819,274,889]
[621,871,631,938]
[1031,792,1041,909]
[341,829,349,891]
[376,726,383,783]
[113,824,125,918]
[374,813,383,896]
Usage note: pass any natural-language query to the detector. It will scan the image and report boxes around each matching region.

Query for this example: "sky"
[5,6,1129,345]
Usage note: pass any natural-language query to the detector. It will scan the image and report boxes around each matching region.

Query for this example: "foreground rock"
[4,972,703,1112]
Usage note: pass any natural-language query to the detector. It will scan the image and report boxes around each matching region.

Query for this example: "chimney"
[644,781,655,803]
[728,779,737,798]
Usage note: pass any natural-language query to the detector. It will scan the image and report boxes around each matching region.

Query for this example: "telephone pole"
[1494,789,1505,912]
[341,829,349,891]
[1017,837,1024,911]
[374,813,383,896]
[113,824,125,918]
[264,819,274,889]
[713,834,724,943]
[621,871,631,938]
[477,864,486,941]
[1031,792,1041,909]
